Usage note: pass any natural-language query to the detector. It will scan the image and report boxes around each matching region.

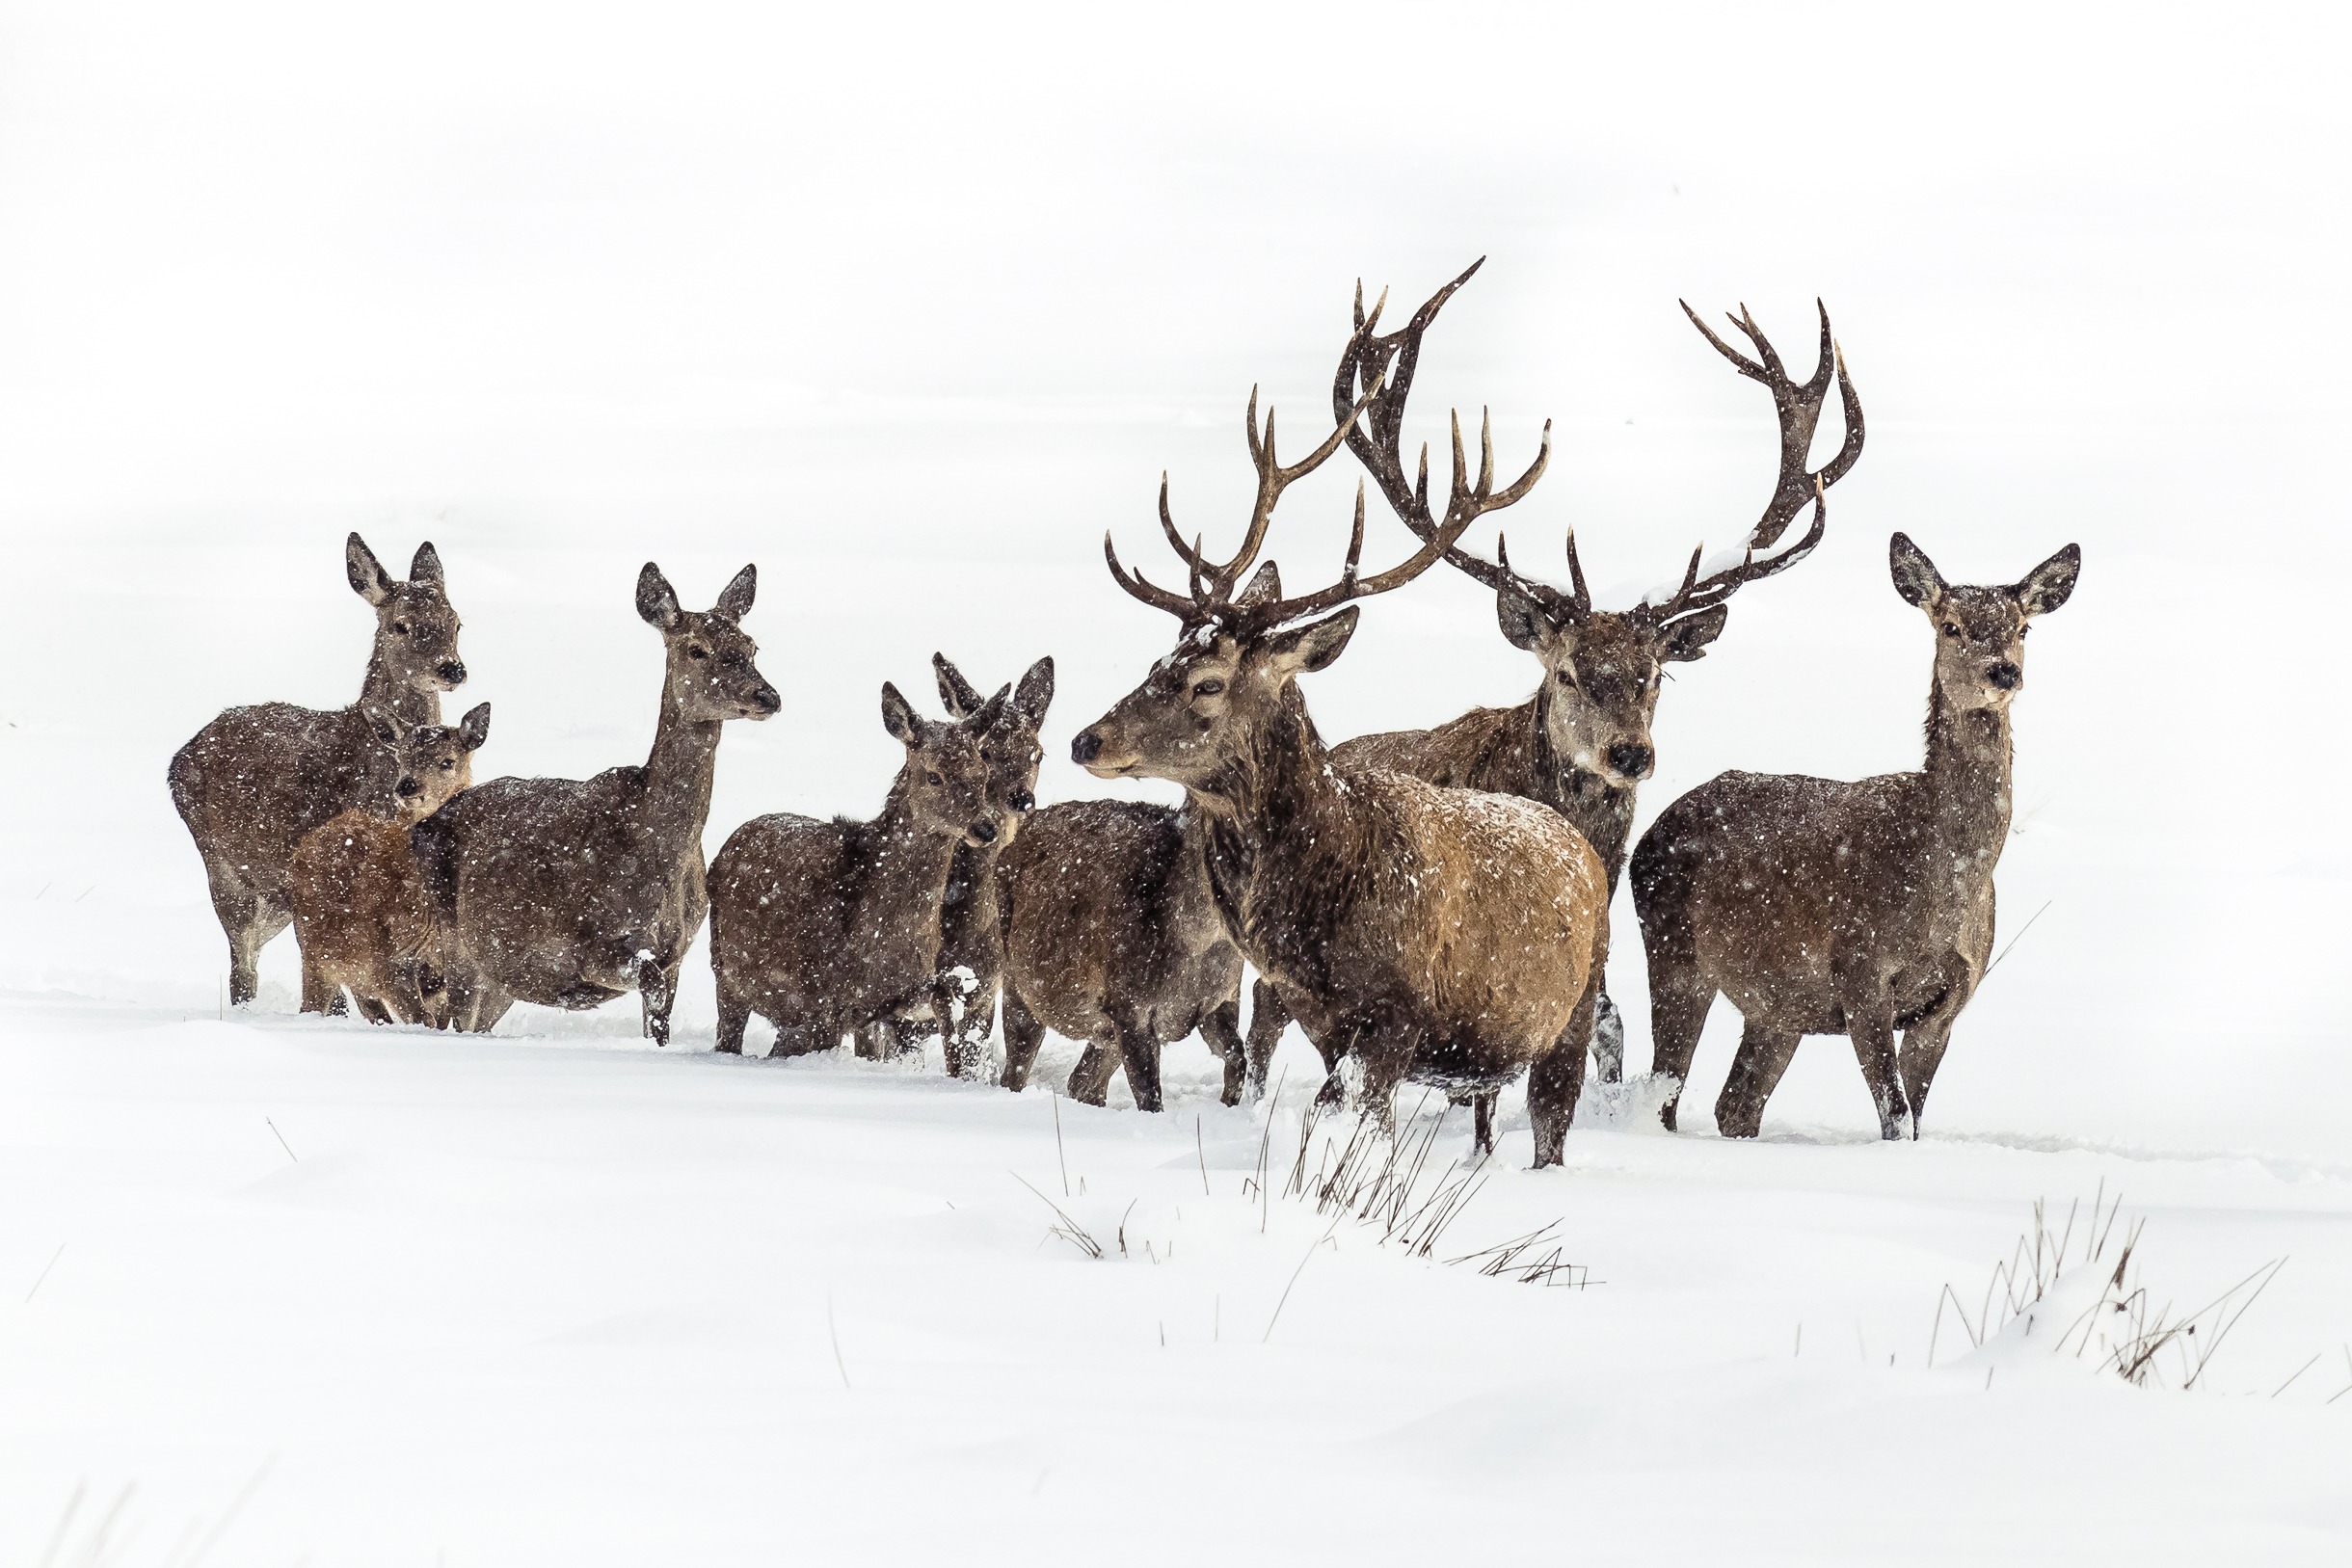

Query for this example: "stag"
[290,703,491,1025]
[413,564,777,1044]
[708,679,1015,1059]
[1631,534,2080,1139]
[923,653,1055,1076]
[1073,314,1609,1164]
[1245,261,1864,1104]
[169,534,467,1005]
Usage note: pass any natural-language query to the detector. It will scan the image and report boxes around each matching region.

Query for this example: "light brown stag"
[1631,533,2080,1139]
[413,564,778,1045]
[708,680,1015,1059]
[1072,312,1609,1164]
[170,534,467,1005]
[1244,267,1865,1113]
[290,703,491,1025]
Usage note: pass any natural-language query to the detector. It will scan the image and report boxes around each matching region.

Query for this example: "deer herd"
[168,261,2079,1160]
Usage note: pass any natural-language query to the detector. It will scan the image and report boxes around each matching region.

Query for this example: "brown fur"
[1631,534,2079,1139]
[169,535,467,1005]
[290,704,490,1024]
[923,653,1055,1076]
[1077,586,1610,1165]
[414,564,777,1045]
[708,680,1014,1058]
[993,799,1250,1111]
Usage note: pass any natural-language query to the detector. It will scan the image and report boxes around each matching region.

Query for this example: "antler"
[1334,257,1558,611]
[1631,300,1862,625]
[1247,475,1489,625]
[1106,316,1386,621]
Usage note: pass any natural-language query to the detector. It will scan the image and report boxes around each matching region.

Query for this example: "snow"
[4,2,2351,1561]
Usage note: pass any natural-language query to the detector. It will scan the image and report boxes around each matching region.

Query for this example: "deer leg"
[713,981,750,1055]
[1471,1093,1496,1155]
[1243,977,1291,1103]
[1896,960,1976,1138]
[1714,1019,1802,1138]
[1842,1007,1909,1141]
[1066,1039,1118,1106]
[298,948,342,1017]
[639,956,681,1049]
[999,987,1047,1091]
[1199,998,1247,1107]
[1530,982,1598,1168]
[1590,992,1626,1084]
[206,868,281,1009]
[939,969,991,1079]
[1114,1021,1164,1113]
[1644,965,1714,1133]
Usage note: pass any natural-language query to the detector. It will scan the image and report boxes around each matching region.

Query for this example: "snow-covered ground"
[3,3,2349,1561]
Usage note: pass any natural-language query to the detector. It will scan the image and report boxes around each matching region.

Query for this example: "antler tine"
[1341,480,1366,587]
[1258,479,1487,625]
[1563,527,1592,616]
[1206,353,1384,597]
[1104,531,1200,619]
[1642,477,1830,625]
[1683,296,1866,555]
[1157,472,1209,570]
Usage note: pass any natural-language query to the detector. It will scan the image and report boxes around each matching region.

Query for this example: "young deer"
[290,704,491,1025]
[170,534,467,1005]
[1076,314,1609,1165]
[924,653,1054,1077]
[1631,534,2080,1139]
[1299,264,1862,1090]
[708,681,1015,1058]
[992,797,1251,1111]
[413,564,777,1044]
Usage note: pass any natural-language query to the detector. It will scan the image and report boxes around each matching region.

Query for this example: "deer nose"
[396,777,422,797]
[969,820,998,845]
[1605,742,1654,780]
[1987,662,2022,690]
[1009,787,1036,813]
[750,684,782,716]
[1070,731,1103,765]
[437,661,467,686]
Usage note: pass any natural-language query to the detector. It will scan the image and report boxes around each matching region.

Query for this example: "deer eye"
[2018,624,2031,637]
[1555,670,1577,687]
[440,758,456,771]
[980,749,994,762]
[926,771,944,785]
[1941,624,1961,638]
[687,646,708,660]
[1191,678,1225,698]
[391,621,410,636]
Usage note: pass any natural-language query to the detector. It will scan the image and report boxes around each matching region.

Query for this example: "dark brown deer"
[290,703,491,1025]
[1630,533,2080,1139]
[992,797,1251,1111]
[413,564,777,1044]
[923,652,1054,1076]
[1245,263,1863,1103]
[708,681,1014,1059]
[170,534,467,1006]
[1074,316,1610,1165]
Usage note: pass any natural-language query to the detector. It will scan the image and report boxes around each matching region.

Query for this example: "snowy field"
[3,3,2350,1561]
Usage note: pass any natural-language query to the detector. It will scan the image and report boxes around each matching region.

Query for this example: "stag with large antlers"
[1073,306,1608,1165]
[1254,263,1865,1103]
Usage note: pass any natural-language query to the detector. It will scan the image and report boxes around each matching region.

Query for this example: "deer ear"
[364,707,401,746]
[881,682,920,745]
[457,703,493,753]
[932,652,986,718]
[1013,656,1056,726]
[1234,561,1284,607]
[1265,607,1359,677]
[1497,582,1552,651]
[1656,604,1729,663]
[714,563,758,623]
[1888,533,1946,608]
[2014,544,2081,617]
[636,563,683,630]
[409,542,445,587]
[347,533,396,606]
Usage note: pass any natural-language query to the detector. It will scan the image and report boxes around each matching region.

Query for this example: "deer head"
[1335,262,1864,788]
[1890,534,2080,711]
[883,681,1011,848]
[635,563,782,723]
[348,533,468,694]
[933,652,1055,827]
[1076,298,1544,791]
[367,701,492,822]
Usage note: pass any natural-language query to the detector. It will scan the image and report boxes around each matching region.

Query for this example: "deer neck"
[1194,690,1346,848]
[638,690,725,865]
[1920,679,2015,878]
[864,773,964,938]
[357,647,440,728]
[1527,685,1637,886]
